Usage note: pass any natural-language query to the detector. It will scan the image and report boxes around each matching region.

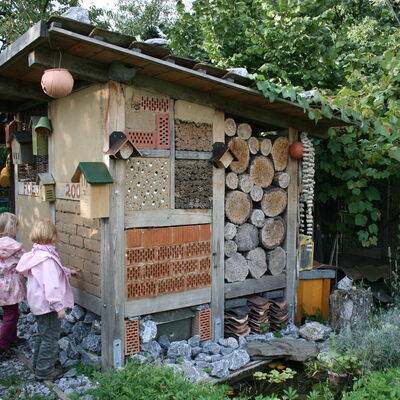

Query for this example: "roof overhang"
[0,17,350,137]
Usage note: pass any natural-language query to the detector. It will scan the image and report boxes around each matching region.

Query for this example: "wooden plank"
[262,289,285,299]
[176,151,212,160]
[48,16,95,36]
[89,28,135,48]
[224,274,286,299]
[0,76,50,101]
[101,81,126,369]
[28,48,109,82]
[125,209,212,228]
[136,149,171,158]
[72,287,102,315]
[299,269,336,280]
[125,287,211,316]
[212,110,225,339]
[0,21,47,70]
[285,127,299,321]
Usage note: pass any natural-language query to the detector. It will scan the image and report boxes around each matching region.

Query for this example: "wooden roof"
[0,16,349,136]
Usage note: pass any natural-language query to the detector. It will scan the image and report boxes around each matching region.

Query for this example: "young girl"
[17,219,77,381]
[0,212,26,358]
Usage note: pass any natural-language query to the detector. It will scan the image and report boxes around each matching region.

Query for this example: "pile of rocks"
[18,302,102,369]
[131,318,333,382]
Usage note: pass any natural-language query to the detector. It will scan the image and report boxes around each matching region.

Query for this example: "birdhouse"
[71,162,113,219]
[104,131,141,160]
[211,142,236,168]
[11,131,34,164]
[30,116,48,156]
[36,173,56,202]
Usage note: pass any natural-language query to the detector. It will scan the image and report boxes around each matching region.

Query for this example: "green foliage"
[301,305,324,323]
[328,307,400,372]
[87,359,233,400]
[342,368,400,400]
[254,368,297,384]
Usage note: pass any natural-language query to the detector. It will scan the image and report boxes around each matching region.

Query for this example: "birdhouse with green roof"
[36,172,55,202]
[71,162,113,218]
[30,116,49,156]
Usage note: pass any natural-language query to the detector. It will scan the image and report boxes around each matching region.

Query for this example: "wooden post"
[101,81,126,369]
[285,127,299,322]
[212,110,225,339]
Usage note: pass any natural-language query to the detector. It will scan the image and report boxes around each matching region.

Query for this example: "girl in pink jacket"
[0,212,26,358]
[17,218,78,381]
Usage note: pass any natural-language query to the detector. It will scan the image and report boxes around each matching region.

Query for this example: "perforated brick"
[127,281,157,299]
[125,319,140,355]
[192,308,212,341]
[156,114,170,149]
[185,242,211,258]
[141,263,171,279]
[186,272,212,290]
[126,266,141,281]
[141,96,170,112]
[126,130,155,148]
[157,244,185,261]
[126,248,157,265]
[158,276,185,295]
[199,257,211,272]
[171,259,199,275]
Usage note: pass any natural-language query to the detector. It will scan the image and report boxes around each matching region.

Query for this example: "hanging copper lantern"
[41,68,74,98]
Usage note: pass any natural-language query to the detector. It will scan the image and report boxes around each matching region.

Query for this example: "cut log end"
[238,174,254,194]
[226,172,239,190]
[246,247,268,279]
[261,187,288,217]
[224,118,237,137]
[260,217,286,249]
[237,122,252,140]
[229,137,250,174]
[225,190,253,225]
[224,222,237,240]
[248,136,260,155]
[271,136,289,171]
[250,185,263,202]
[260,138,272,156]
[250,156,274,188]
[225,252,249,282]
[273,172,290,189]
[267,246,286,275]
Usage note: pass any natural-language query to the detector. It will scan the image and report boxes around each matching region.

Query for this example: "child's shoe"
[35,369,63,381]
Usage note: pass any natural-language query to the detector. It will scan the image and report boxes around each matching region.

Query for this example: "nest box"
[30,116,48,156]
[36,173,55,202]
[12,131,34,165]
[104,131,141,160]
[211,142,236,168]
[71,162,113,219]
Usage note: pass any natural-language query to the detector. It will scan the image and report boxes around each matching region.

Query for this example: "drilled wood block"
[125,158,170,211]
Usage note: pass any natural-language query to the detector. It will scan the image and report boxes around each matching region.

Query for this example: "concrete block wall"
[56,199,101,298]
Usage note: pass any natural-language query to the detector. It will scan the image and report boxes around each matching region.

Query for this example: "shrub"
[342,368,400,399]
[87,359,232,400]
[328,307,400,372]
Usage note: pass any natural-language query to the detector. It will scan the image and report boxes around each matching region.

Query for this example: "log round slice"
[271,136,289,171]
[250,184,264,202]
[250,156,274,188]
[224,222,237,240]
[224,118,237,137]
[229,138,250,174]
[225,191,252,225]
[267,246,286,275]
[226,172,239,190]
[246,247,268,279]
[260,138,272,156]
[260,217,286,249]
[234,223,259,252]
[273,172,290,189]
[237,122,252,140]
[238,174,254,194]
[248,136,260,155]
[224,240,238,258]
[250,209,265,228]
[225,252,249,282]
[261,187,288,217]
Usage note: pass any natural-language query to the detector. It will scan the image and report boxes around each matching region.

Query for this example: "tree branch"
[384,0,400,27]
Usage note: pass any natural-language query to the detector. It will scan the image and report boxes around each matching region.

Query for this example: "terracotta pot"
[41,68,74,98]
[289,141,304,159]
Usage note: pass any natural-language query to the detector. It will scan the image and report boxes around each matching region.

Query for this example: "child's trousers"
[0,303,19,349]
[33,312,60,376]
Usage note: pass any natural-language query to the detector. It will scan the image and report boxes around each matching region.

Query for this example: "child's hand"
[71,269,82,279]
[57,309,66,319]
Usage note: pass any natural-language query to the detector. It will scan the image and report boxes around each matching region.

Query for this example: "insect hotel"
[0,16,345,367]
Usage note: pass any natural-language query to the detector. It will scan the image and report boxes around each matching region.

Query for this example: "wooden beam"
[176,151,212,160]
[212,110,225,339]
[125,209,211,228]
[285,128,299,321]
[72,287,102,315]
[101,81,126,369]
[0,21,47,70]
[299,269,336,280]
[0,76,50,101]
[125,287,211,316]
[0,101,18,113]
[224,274,286,299]
[28,48,109,82]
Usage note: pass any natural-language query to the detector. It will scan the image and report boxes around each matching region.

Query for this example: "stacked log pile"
[224,118,288,283]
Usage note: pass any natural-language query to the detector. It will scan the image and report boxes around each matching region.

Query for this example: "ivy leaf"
[355,214,368,227]
[365,186,381,201]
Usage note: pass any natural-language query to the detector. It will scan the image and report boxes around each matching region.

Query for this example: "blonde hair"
[30,219,57,244]
[0,212,18,238]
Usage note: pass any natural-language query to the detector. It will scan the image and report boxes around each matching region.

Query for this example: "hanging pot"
[41,68,74,98]
[289,141,304,159]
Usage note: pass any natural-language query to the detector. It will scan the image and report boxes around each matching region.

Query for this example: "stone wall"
[56,199,101,298]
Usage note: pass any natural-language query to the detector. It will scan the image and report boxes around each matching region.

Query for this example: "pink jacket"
[16,244,74,315]
[0,237,26,306]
